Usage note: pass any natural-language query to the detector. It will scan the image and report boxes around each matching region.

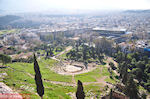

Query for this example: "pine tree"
[34,54,44,98]
[76,80,85,99]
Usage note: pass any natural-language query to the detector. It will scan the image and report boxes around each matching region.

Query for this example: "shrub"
[109,62,117,70]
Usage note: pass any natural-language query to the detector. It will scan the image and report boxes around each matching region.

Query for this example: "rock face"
[0,82,23,99]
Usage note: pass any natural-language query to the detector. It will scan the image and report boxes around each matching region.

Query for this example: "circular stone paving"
[64,65,83,73]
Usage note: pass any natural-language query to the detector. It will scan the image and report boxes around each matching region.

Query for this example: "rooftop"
[93,27,127,32]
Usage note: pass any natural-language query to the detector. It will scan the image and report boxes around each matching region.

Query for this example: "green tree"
[115,51,126,63]
[34,54,44,99]
[122,68,128,84]
[132,68,143,83]
[0,54,11,66]
[91,47,96,59]
[145,64,150,73]
[124,75,139,99]
[66,50,76,60]
[82,45,88,61]
[75,41,79,52]
[49,47,53,57]
[76,80,85,99]
[109,62,117,70]
[94,37,113,56]
[136,61,145,72]
[84,61,88,69]
[118,61,127,78]
[76,52,82,61]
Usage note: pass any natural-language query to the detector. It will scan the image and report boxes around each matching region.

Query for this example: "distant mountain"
[0,15,21,25]
[124,9,150,13]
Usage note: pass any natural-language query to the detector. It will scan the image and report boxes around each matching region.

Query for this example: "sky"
[0,0,150,13]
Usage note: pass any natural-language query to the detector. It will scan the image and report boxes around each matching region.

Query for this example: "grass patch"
[75,65,111,82]
[0,62,74,98]
[84,83,104,98]
[75,68,100,82]
[0,53,119,98]
[7,59,72,83]
[104,77,116,84]
[75,65,117,85]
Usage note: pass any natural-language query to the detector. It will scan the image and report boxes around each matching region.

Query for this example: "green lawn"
[1,67,75,99]
[84,83,105,98]
[75,68,101,82]
[7,58,72,83]
[0,55,118,98]
[75,65,118,84]
[0,58,75,98]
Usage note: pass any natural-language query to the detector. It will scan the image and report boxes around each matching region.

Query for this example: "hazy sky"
[0,0,150,12]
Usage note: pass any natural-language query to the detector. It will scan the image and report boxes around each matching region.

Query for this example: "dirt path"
[6,60,103,87]
[38,46,72,62]
[55,46,72,58]
[8,62,114,88]
[44,79,76,86]
[72,75,76,85]
[26,71,111,87]
[26,70,114,88]
[25,72,76,86]
[95,67,114,88]
[84,75,107,86]
[50,46,72,62]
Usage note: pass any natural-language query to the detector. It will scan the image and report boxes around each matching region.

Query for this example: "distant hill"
[124,9,150,13]
[0,15,21,25]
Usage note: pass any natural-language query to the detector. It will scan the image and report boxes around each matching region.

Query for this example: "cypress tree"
[76,80,85,99]
[109,89,113,99]
[49,47,53,57]
[34,54,44,98]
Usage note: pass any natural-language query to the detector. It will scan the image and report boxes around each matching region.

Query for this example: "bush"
[12,56,33,63]
[0,54,12,65]
[109,62,117,70]
[17,51,21,54]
